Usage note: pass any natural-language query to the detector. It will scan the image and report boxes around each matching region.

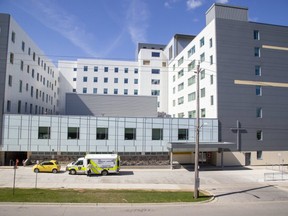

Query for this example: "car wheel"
[70,169,76,175]
[101,170,108,176]
[52,169,58,174]
[34,168,39,173]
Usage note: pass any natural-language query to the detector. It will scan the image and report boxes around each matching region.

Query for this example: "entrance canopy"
[167,142,235,152]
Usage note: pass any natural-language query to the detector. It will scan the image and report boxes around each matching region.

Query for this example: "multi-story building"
[1,3,288,166]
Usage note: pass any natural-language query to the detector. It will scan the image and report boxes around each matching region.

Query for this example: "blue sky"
[1,0,288,64]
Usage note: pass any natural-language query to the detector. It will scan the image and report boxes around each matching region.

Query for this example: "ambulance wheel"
[101,170,108,176]
[70,169,76,175]
[34,168,39,173]
[52,169,58,174]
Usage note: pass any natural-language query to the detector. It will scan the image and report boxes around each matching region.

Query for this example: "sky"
[1,0,288,64]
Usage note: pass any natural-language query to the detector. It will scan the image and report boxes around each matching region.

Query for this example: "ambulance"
[66,154,120,176]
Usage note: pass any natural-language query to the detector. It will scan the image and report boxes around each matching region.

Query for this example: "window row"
[9,53,57,91]
[38,127,190,141]
[11,31,55,78]
[79,77,138,84]
[7,100,55,115]
[80,66,138,74]
[80,88,139,95]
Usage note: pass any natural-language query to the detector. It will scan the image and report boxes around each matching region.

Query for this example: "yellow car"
[33,160,61,173]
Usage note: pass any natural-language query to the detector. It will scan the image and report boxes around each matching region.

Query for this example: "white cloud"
[164,0,180,8]
[186,0,203,10]
[126,0,149,44]
[19,0,98,57]
[216,0,229,3]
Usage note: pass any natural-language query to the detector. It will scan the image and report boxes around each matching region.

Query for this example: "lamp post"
[194,62,200,199]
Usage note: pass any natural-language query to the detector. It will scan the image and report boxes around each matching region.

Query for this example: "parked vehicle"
[33,160,61,173]
[66,154,120,176]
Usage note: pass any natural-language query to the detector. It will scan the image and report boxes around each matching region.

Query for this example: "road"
[0,166,288,215]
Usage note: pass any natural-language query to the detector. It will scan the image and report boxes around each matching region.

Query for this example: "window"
[211,95,214,105]
[200,70,205,79]
[254,47,261,57]
[178,96,184,105]
[210,55,213,65]
[178,82,184,91]
[104,88,108,94]
[151,69,160,74]
[104,77,108,83]
[11,31,16,43]
[188,46,195,57]
[38,127,51,139]
[93,77,98,82]
[151,79,160,85]
[200,53,205,62]
[151,90,160,96]
[124,68,128,73]
[124,78,128,84]
[93,88,97,94]
[104,67,109,72]
[68,127,80,139]
[114,67,119,73]
[73,78,76,82]
[114,89,118,94]
[124,89,128,95]
[178,57,184,66]
[255,65,261,76]
[152,52,160,57]
[16,100,22,114]
[188,92,196,101]
[10,53,14,64]
[188,60,195,71]
[97,128,108,140]
[19,80,22,92]
[134,79,138,84]
[21,41,25,51]
[188,110,196,118]
[134,68,138,74]
[201,88,205,97]
[173,75,175,82]
[134,89,138,95]
[125,128,136,140]
[188,76,196,86]
[8,75,12,87]
[200,37,205,47]
[7,100,11,112]
[178,129,188,140]
[152,128,163,140]
[94,66,98,72]
[256,130,263,141]
[210,75,214,85]
[254,30,260,40]
[201,108,206,117]
[178,70,184,78]
[256,107,262,118]
[209,38,213,48]
[256,86,262,96]
[143,60,150,65]
[33,52,36,61]
[114,78,118,83]
[83,88,87,93]
[73,67,77,71]
[257,151,262,160]
[83,66,88,71]
[83,77,88,82]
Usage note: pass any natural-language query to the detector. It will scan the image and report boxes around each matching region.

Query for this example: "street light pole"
[194,62,200,199]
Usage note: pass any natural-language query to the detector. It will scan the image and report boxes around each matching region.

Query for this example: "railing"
[264,172,288,181]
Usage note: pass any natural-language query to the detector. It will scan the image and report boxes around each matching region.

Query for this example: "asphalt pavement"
[1,165,288,204]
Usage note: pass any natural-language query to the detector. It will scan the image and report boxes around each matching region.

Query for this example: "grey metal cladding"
[65,93,158,117]
[0,14,10,146]
[216,18,288,151]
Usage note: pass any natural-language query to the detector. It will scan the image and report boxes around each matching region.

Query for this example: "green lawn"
[0,188,211,203]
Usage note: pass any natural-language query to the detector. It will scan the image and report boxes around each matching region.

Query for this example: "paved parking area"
[1,165,288,203]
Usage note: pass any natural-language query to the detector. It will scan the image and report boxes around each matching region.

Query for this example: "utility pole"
[194,62,200,199]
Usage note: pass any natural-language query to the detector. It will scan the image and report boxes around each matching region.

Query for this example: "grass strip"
[0,188,211,203]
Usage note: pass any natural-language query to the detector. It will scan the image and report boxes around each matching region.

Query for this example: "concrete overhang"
[167,142,235,152]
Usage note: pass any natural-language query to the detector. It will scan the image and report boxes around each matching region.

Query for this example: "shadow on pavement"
[180,164,252,172]
[214,185,274,198]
